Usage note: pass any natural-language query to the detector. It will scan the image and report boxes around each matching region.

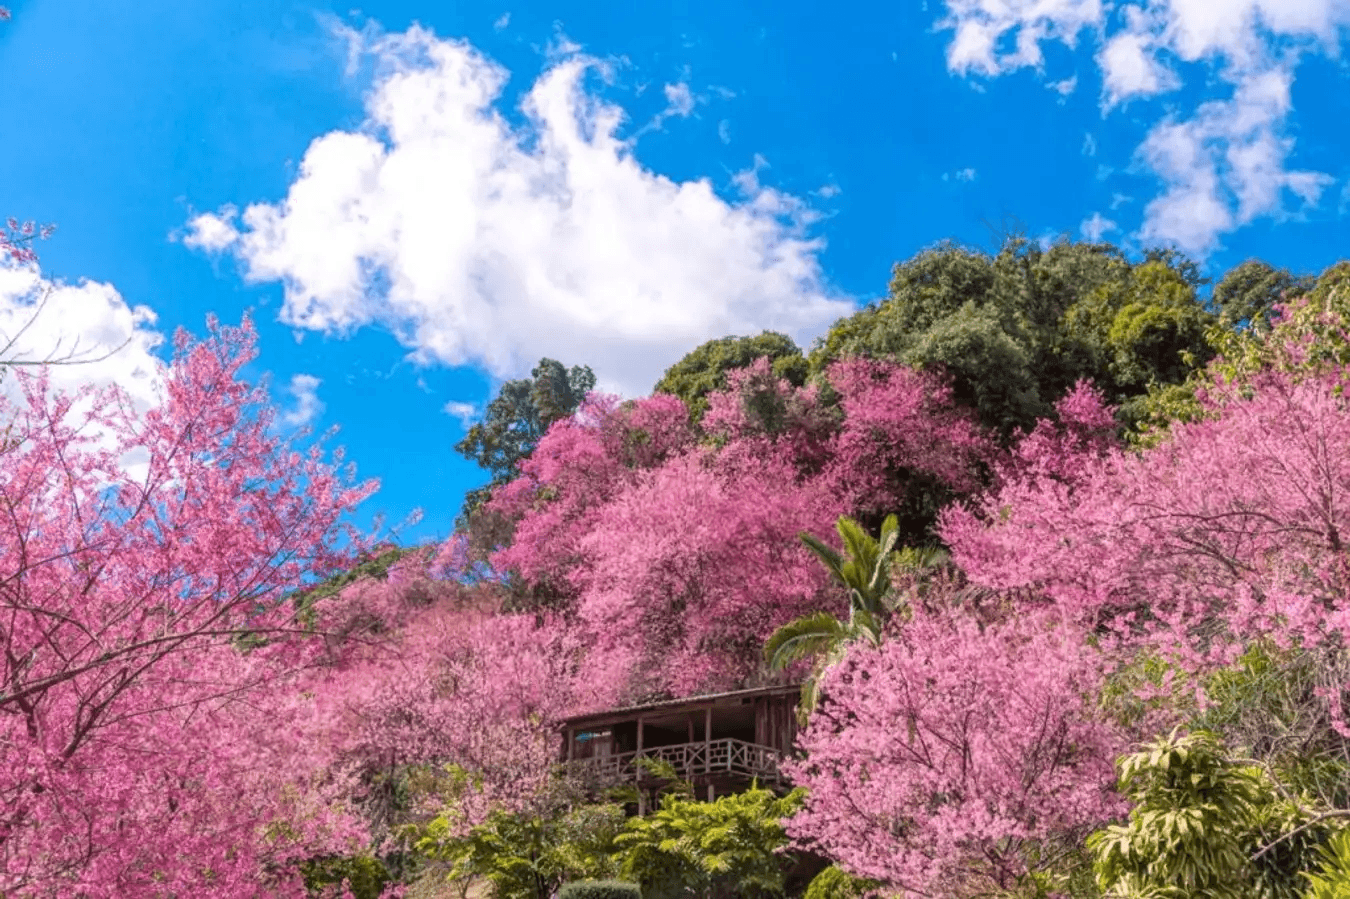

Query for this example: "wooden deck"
[561,737,788,788]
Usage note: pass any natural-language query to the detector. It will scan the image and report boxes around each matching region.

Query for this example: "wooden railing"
[562,738,787,787]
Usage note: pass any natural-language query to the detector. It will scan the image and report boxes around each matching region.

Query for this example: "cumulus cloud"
[443,400,478,429]
[182,204,241,252]
[1080,211,1118,240]
[1048,74,1078,97]
[936,0,1350,255]
[279,373,325,428]
[943,167,978,182]
[1082,132,1097,156]
[1136,68,1332,254]
[0,265,165,411]
[183,24,851,396]
[0,264,167,480]
[663,82,696,118]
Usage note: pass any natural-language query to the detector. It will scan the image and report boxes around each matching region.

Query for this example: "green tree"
[1304,829,1350,899]
[808,237,1219,440]
[654,332,807,424]
[454,358,596,521]
[410,800,628,899]
[1087,729,1277,899]
[1128,260,1350,448]
[611,783,807,899]
[762,514,936,724]
[1209,259,1315,334]
[801,864,882,899]
[1061,259,1218,429]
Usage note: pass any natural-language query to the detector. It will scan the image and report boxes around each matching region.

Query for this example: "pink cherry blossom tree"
[941,363,1350,680]
[0,316,380,897]
[781,602,1124,899]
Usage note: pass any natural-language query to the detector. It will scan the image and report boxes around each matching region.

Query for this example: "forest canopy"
[10,234,1350,899]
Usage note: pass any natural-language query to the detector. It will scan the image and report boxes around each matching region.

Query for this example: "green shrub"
[802,864,881,899]
[1304,828,1350,899]
[557,880,642,899]
[298,853,391,899]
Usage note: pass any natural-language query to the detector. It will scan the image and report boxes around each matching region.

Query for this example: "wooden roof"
[560,682,803,730]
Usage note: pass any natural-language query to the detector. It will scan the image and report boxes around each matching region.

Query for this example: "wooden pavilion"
[557,683,802,813]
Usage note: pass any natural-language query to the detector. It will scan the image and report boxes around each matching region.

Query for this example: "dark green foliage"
[1087,729,1276,899]
[299,853,392,899]
[454,357,596,521]
[1210,259,1315,333]
[807,237,1222,441]
[654,331,807,424]
[557,880,643,899]
[409,799,628,899]
[801,864,881,899]
[1304,828,1350,899]
[1128,259,1350,447]
[611,784,808,899]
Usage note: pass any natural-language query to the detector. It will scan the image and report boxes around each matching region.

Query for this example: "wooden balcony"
[562,737,789,789]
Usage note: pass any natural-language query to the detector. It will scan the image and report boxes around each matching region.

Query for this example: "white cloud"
[662,82,695,118]
[935,0,1350,255]
[815,183,842,198]
[717,119,731,144]
[1136,68,1333,254]
[631,81,701,138]
[943,167,978,182]
[938,0,1103,77]
[280,373,324,428]
[183,24,851,397]
[0,264,167,481]
[1097,12,1181,109]
[1048,74,1078,97]
[443,399,478,428]
[1082,132,1097,156]
[181,204,241,252]
[1080,211,1118,240]
[1110,191,1133,209]
[0,265,165,412]
[493,12,510,31]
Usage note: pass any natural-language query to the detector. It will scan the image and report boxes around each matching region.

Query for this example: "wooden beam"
[566,727,574,762]
[704,705,712,770]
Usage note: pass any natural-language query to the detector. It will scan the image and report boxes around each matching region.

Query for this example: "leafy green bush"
[408,799,628,899]
[298,853,392,899]
[802,863,881,899]
[557,879,643,899]
[612,782,807,899]
[1304,828,1350,899]
[1087,729,1275,899]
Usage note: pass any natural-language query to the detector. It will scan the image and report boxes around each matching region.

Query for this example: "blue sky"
[3,0,1348,547]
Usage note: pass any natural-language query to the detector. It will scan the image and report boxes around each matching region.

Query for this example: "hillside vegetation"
[10,237,1350,899]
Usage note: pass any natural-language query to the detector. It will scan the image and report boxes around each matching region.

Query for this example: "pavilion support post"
[566,727,574,762]
[704,706,712,769]
[636,714,645,816]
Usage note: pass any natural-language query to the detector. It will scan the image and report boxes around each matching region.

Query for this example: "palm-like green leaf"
[763,612,849,670]
[797,532,847,585]
[774,514,908,725]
